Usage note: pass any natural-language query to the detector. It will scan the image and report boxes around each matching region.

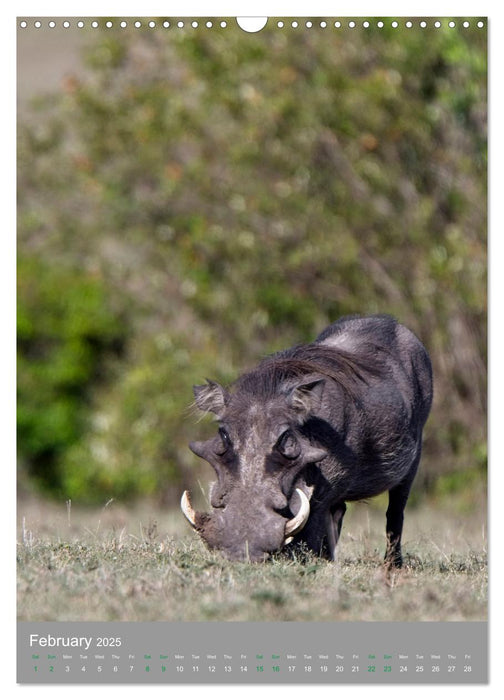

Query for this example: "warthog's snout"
[181,488,310,561]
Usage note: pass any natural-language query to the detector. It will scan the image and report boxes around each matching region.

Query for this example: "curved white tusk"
[180,490,197,528]
[285,488,310,537]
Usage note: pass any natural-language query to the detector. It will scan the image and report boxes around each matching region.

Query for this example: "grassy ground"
[17,490,487,623]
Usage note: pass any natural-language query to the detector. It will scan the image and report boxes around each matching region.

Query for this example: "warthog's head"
[182,374,327,561]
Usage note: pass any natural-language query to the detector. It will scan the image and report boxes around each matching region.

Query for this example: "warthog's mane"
[233,342,389,399]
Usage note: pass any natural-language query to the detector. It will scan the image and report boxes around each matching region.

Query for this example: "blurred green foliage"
[17,255,126,496]
[17,20,487,503]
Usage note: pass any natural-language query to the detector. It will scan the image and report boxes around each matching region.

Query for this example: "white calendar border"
[4,2,501,699]
[3,1,498,17]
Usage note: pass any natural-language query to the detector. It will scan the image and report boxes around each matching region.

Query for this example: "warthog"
[182,314,432,566]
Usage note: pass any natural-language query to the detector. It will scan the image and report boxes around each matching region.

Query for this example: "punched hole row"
[19,19,486,30]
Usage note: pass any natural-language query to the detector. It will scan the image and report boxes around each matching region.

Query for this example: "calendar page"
[16,14,488,685]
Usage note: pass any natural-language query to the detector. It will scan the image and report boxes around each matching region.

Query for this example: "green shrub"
[17,22,487,502]
[17,255,126,497]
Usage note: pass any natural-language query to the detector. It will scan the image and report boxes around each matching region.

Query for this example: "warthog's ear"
[287,379,325,418]
[193,379,228,416]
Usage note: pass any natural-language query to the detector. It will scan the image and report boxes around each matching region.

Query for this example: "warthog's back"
[316,314,433,422]
[310,314,433,500]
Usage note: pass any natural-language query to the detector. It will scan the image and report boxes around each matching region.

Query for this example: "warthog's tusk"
[181,490,197,527]
[284,488,310,538]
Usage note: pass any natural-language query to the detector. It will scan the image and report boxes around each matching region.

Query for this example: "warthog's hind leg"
[385,450,421,568]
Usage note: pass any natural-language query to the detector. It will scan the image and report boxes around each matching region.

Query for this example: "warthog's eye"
[216,427,232,455]
[276,430,301,460]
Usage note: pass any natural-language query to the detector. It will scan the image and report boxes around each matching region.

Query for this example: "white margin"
[4,2,501,699]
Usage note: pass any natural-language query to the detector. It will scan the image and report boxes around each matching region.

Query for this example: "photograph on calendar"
[17,17,487,629]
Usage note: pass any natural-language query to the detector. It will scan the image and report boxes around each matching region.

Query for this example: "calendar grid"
[18,621,487,683]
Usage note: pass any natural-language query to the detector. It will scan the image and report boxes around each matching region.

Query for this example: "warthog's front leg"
[325,502,346,561]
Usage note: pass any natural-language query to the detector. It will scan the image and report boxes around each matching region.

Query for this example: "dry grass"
[17,493,487,623]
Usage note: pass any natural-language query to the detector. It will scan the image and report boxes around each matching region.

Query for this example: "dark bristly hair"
[233,342,388,400]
